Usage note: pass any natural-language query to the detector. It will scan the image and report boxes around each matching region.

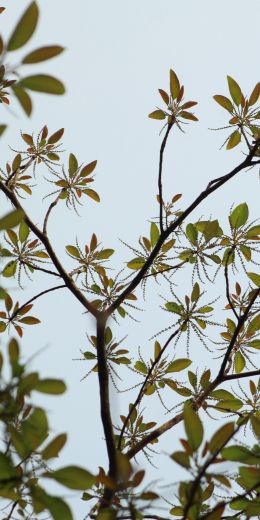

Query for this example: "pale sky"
[1,1,260,518]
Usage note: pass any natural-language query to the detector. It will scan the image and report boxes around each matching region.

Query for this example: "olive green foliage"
[0,3,260,520]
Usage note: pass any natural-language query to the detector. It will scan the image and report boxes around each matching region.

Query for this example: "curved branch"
[158,121,174,233]
[10,284,66,321]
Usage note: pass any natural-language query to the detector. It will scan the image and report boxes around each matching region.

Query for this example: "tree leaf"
[20,75,65,95]
[191,282,200,302]
[227,76,243,106]
[12,85,32,116]
[19,221,30,242]
[127,258,145,270]
[0,209,24,231]
[234,351,245,374]
[213,95,234,113]
[0,453,16,479]
[247,272,260,287]
[83,189,100,202]
[44,466,95,490]
[226,130,241,150]
[186,223,198,245]
[2,261,17,277]
[134,361,147,374]
[150,222,160,247]
[66,245,80,258]
[22,45,65,64]
[183,403,203,452]
[7,2,39,51]
[170,69,180,99]
[34,379,66,394]
[165,302,182,314]
[166,358,192,373]
[248,82,260,106]
[42,433,67,460]
[208,422,234,454]
[148,110,166,120]
[229,203,248,228]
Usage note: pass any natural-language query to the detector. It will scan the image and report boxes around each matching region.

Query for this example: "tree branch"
[108,150,257,317]
[158,121,174,233]
[118,325,182,450]
[96,314,118,509]
[0,181,99,318]
[10,285,66,321]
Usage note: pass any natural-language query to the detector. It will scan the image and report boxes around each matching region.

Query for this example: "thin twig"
[158,121,174,233]
[10,285,66,321]
[118,325,182,450]
[108,148,258,318]
[43,195,60,235]
[224,247,239,319]
[0,180,99,317]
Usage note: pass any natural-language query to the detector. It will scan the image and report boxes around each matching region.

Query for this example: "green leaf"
[69,153,78,175]
[148,110,166,120]
[234,351,245,374]
[0,124,7,137]
[183,403,203,452]
[246,225,260,238]
[44,466,95,490]
[0,453,16,479]
[166,358,192,373]
[247,272,260,287]
[213,95,234,113]
[211,389,235,400]
[83,189,100,202]
[34,379,66,394]
[96,249,114,260]
[165,302,182,314]
[170,69,180,99]
[208,422,234,454]
[127,257,145,270]
[229,203,248,228]
[42,433,67,460]
[0,321,7,333]
[7,2,39,51]
[20,75,65,95]
[247,314,260,334]
[171,451,190,469]
[66,245,80,258]
[31,487,73,520]
[150,222,160,247]
[19,221,30,242]
[186,223,198,245]
[83,351,96,360]
[226,130,241,150]
[197,306,213,313]
[0,209,24,231]
[12,85,32,116]
[215,399,243,411]
[22,45,65,64]
[134,361,148,374]
[191,282,200,302]
[222,445,259,464]
[227,76,243,106]
[2,261,17,277]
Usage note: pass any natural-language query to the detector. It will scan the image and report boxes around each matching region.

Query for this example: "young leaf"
[213,95,233,113]
[170,69,180,99]
[44,466,95,490]
[229,202,248,228]
[7,2,39,51]
[22,45,65,64]
[183,403,203,452]
[12,85,32,116]
[208,422,234,454]
[148,110,166,120]
[226,130,241,150]
[20,75,65,95]
[227,76,243,106]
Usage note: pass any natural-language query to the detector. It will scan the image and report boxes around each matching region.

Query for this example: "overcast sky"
[1,1,260,518]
